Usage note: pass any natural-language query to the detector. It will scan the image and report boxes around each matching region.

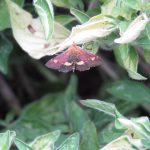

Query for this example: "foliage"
[0,0,150,150]
[0,77,149,149]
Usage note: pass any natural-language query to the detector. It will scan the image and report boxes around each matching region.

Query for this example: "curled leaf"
[115,14,149,44]
[59,15,116,51]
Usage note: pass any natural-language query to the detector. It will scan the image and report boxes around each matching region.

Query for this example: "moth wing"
[75,63,90,71]
[76,51,102,71]
[45,52,74,73]
[58,64,75,73]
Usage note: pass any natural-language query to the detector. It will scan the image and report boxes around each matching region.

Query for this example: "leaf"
[68,0,84,10]
[0,34,13,74]
[33,0,54,40]
[83,41,100,54]
[80,99,122,118]
[62,76,89,131]
[80,121,99,150]
[30,131,60,150]
[101,135,144,150]
[0,0,24,31]
[118,21,130,34]
[123,0,142,10]
[59,15,116,51]
[9,76,77,142]
[114,15,149,44]
[67,102,90,132]
[63,75,77,104]
[57,133,79,150]
[55,15,75,26]
[107,80,150,103]
[98,126,125,148]
[9,94,69,142]
[0,1,10,31]
[117,117,150,140]
[7,0,70,59]
[15,138,33,150]
[144,49,150,64]
[146,22,150,40]
[70,8,89,24]
[15,131,61,150]
[127,70,147,80]
[0,130,16,150]
[101,0,134,20]
[118,44,129,61]
[51,0,84,10]
[51,0,70,8]
[137,37,150,49]
[114,45,146,80]
[142,139,150,149]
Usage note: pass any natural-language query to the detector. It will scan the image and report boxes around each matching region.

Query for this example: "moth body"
[45,43,102,72]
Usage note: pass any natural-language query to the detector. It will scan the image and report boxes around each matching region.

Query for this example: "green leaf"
[7,76,78,143]
[0,34,13,74]
[0,130,16,150]
[144,49,150,64]
[118,21,130,33]
[33,0,54,40]
[15,131,73,150]
[30,131,60,150]
[114,45,146,80]
[68,0,84,10]
[137,37,150,49]
[98,126,124,148]
[80,99,122,118]
[80,121,99,150]
[57,133,79,150]
[0,1,10,31]
[51,0,84,10]
[55,15,75,26]
[62,75,77,116]
[9,93,69,141]
[51,0,70,8]
[118,44,129,61]
[9,76,78,141]
[107,80,150,103]
[86,8,101,17]
[67,102,90,132]
[101,135,143,150]
[61,76,90,132]
[13,0,24,6]
[83,41,100,54]
[0,0,24,31]
[146,21,150,40]
[101,0,134,20]
[117,117,150,140]
[70,8,89,24]
[142,139,150,149]
[14,138,33,150]
[59,14,116,50]
[123,0,142,10]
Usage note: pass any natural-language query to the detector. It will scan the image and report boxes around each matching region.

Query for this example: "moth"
[45,43,102,72]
